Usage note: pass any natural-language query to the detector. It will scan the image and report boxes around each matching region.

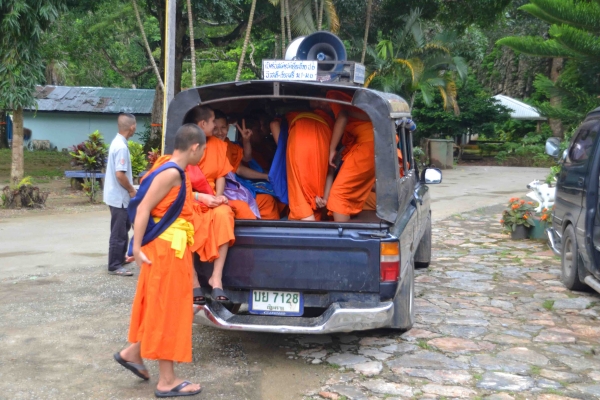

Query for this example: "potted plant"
[69,131,108,202]
[500,198,535,239]
[529,207,552,239]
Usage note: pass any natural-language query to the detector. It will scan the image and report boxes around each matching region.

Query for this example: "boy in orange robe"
[272,102,334,220]
[114,124,205,398]
[186,105,236,302]
[213,110,279,220]
[325,90,376,222]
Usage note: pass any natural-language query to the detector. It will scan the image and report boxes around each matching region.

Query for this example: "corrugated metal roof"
[493,94,546,121]
[27,85,155,115]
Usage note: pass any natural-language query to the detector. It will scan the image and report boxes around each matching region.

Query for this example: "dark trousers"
[108,206,132,271]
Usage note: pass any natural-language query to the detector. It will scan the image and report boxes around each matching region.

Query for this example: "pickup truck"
[546,106,600,294]
[164,80,442,333]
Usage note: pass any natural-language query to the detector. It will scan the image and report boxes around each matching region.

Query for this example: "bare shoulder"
[153,166,182,187]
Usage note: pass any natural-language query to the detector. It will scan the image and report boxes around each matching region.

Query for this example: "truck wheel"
[414,213,431,269]
[561,224,588,291]
[389,259,415,331]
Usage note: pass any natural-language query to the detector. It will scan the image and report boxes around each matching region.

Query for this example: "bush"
[128,140,148,178]
[69,131,108,202]
[1,177,49,209]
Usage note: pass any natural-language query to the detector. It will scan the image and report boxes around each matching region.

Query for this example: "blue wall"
[22,111,149,150]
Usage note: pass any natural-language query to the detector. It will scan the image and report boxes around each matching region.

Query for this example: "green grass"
[473,373,483,381]
[530,365,541,375]
[0,149,72,182]
[542,300,555,311]
[417,339,433,350]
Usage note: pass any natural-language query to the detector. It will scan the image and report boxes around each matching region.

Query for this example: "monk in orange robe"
[325,90,376,222]
[186,105,236,302]
[213,110,279,220]
[114,124,205,397]
[278,102,334,220]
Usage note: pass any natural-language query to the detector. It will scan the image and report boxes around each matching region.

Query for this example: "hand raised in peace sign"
[236,119,253,141]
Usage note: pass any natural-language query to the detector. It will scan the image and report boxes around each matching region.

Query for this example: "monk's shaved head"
[117,113,136,132]
[174,123,206,151]
[186,105,213,124]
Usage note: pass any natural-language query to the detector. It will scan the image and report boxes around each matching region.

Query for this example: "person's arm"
[316,167,336,208]
[116,171,136,198]
[236,164,269,181]
[236,120,253,162]
[270,120,281,145]
[214,176,228,205]
[132,169,180,266]
[329,110,348,167]
[194,192,220,208]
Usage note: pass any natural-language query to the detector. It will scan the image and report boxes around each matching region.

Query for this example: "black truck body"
[164,80,440,333]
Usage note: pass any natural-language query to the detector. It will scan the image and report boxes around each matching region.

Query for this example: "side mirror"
[421,167,442,184]
[545,137,561,158]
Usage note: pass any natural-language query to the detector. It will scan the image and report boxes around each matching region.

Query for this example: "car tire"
[388,259,415,331]
[561,224,588,291]
[414,213,431,269]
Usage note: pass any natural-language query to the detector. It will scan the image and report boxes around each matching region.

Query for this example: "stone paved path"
[292,207,600,400]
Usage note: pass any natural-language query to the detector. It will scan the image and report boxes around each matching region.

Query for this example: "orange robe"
[286,110,333,220]
[326,90,376,216]
[362,142,406,212]
[128,156,195,363]
[224,138,279,220]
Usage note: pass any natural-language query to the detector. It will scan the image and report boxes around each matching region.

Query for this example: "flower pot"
[511,224,530,240]
[529,218,548,240]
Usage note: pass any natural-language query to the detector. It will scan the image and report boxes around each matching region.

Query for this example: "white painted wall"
[22,111,149,151]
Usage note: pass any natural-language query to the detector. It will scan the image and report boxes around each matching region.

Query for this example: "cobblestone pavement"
[292,206,600,400]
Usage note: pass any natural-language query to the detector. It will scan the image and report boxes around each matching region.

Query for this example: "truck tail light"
[380,242,400,282]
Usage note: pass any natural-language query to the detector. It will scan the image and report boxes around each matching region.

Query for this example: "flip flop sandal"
[155,381,202,398]
[193,287,206,306]
[113,352,149,380]
[211,288,232,305]
[108,267,133,276]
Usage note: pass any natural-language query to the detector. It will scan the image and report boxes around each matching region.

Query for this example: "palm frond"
[364,71,377,88]
[290,0,317,36]
[497,36,578,58]
[324,0,340,34]
[452,56,468,82]
[395,58,417,83]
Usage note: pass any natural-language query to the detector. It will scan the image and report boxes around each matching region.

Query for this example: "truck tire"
[414,213,431,269]
[561,224,588,291]
[388,259,415,331]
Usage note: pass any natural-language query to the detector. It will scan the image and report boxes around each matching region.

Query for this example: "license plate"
[249,290,304,316]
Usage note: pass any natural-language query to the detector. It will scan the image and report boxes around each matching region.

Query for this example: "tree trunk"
[549,57,564,139]
[236,0,257,81]
[280,0,286,57]
[318,0,324,31]
[150,83,164,149]
[175,1,186,94]
[361,0,373,64]
[186,0,196,87]
[0,110,7,149]
[133,0,164,90]
[285,0,292,42]
[11,107,24,183]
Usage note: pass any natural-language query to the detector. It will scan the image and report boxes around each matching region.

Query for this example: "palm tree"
[186,0,196,87]
[236,0,257,81]
[365,10,467,115]
[132,0,163,89]
[497,0,600,134]
[288,0,339,36]
[361,0,373,64]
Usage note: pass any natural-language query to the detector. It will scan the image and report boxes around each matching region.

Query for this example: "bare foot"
[208,277,222,290]
[156,378,202,393]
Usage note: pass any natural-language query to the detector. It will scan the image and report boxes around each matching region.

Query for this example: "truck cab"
[164,80,442,333]
[546,106,600,293]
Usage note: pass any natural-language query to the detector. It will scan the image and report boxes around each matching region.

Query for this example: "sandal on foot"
[109,267,133,276]
[211,288,231,304]
[113,352,149,380]
[155,381,202,398]
[193,287,206,306]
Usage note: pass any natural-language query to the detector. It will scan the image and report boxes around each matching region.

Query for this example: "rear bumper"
[194,301,394,334]
[546,227,561,256]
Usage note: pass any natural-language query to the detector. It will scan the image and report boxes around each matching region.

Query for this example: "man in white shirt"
[104,113,137,276]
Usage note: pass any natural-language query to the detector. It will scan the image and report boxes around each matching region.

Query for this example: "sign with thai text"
[262,60,318,81]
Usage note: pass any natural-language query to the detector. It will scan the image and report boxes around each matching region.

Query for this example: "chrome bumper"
[194,301,394,334]
[546,227,561,256]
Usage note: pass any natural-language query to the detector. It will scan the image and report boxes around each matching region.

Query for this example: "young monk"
[274,101,334,220]
[185,105,236,303]
[325,90,376,222]
[213,110,279,220]
[114,124,205,398]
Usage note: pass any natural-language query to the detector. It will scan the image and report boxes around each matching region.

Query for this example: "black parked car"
[546,106,600,293]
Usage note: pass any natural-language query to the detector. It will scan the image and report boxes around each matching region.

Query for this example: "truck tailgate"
[197,223,385,293]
